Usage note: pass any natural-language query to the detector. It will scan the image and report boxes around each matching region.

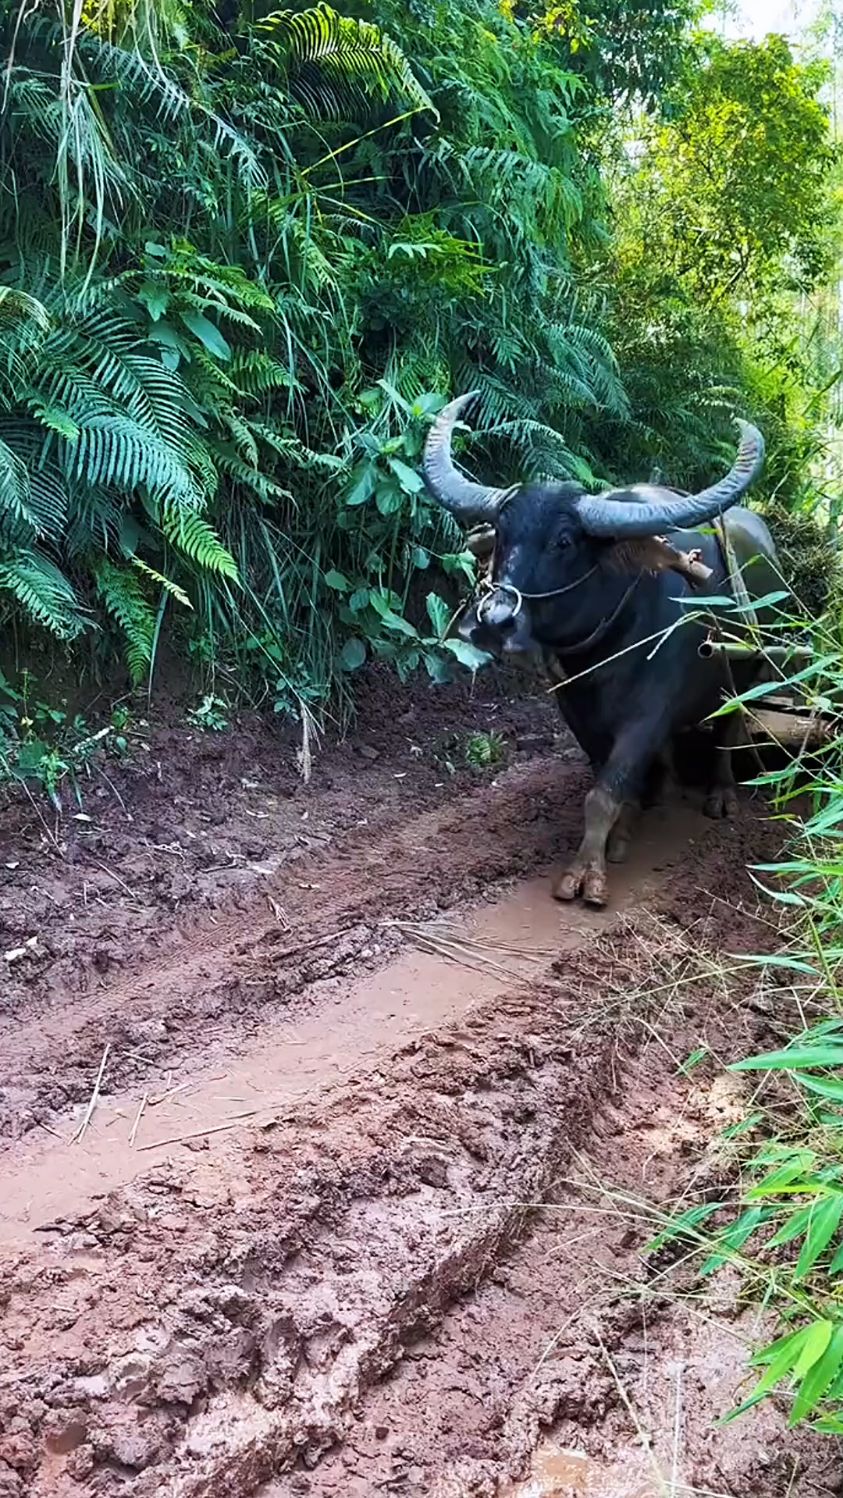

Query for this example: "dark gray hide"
[423,392,782,907]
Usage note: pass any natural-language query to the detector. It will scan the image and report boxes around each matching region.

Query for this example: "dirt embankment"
[0,670,839,1498]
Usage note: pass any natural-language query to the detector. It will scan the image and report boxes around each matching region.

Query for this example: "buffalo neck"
[529,566,678,659]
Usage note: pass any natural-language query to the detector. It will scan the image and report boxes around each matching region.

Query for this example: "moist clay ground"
[0,667,840,1498]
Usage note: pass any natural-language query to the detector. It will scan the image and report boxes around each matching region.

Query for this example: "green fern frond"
[250,424,344,471]
[221,411,260,468]
[65,413,202,504]
[254,4,437,124]
[230,351,302,399]
[94,556,157,683]
[131,556,193,609]
[161,504,239,579]
[208,442,292,503]
[0,439,39,537]
[0,550,86,638]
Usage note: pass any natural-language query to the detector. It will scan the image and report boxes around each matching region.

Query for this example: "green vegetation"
[647,590,843,1431]
[0,669,135,807]
[7,0,843,1443]
[0,0,837,732]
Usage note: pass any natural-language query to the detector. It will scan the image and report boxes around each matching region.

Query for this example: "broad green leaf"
[724,1325,820,1423]
[646,1201,723,1255]
[425,592,451,639]
[179,310,232,361]
[324,569,351,592]
[412,393,447,417]
[340,638,366,671]
[731,1045,843,1072]
[791,1325,843,1425]
[423,651,452,684]
[148,321,191,365]
[794,1319,834,1379]
[442,638,492,670]
[15,739,49,774]
[388,457,424,494]
[137,281,170,321]
[795,1194,843,1280]
[369,592,418,637]
[701,1205,770,1275]
[375,481,403,516]
[442,551,477,580]
[345,463,378,507]
[799,1075,843,1102]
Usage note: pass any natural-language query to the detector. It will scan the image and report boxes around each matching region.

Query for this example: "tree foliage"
[0,0,837,712]
[600,32,838,495]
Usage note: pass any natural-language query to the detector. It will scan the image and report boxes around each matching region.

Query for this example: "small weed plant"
[464,730,506,768]
[0,670,137,810]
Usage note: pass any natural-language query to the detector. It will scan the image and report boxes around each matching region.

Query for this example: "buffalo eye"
[551,530,571,552]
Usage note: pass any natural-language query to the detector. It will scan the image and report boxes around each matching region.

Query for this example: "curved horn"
[423,391,515,523]
[576,422,765,538]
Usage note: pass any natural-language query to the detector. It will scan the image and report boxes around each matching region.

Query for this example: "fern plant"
[1,0,830,726]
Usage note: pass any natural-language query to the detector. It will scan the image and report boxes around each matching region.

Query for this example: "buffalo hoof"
[704,786,739,820]
[552,865,608,908]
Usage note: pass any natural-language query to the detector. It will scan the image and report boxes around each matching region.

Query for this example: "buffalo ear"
[604,537,713,585]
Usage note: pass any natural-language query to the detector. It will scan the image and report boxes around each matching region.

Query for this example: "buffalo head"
[423,392,765,656]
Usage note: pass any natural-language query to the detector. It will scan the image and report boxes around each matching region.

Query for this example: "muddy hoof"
[552,865,608,907]
[552,869,582,902]
[704,787,738,819]
[583,871,608,908]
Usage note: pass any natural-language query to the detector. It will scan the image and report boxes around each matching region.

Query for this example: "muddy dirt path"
[1,699,840,1498]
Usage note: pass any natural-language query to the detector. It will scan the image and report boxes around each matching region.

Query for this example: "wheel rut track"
[0,775,790,1498]
[0,756,587,1142]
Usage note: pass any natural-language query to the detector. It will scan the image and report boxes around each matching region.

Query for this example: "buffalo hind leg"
[705,713,744,819]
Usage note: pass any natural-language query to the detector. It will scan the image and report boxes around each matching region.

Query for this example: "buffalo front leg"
[705,712,745,819]
[644,742,675,808]
[607,742,676,865]
[553,783,625,908]
[606,799,638,865]
[553,727,664,908]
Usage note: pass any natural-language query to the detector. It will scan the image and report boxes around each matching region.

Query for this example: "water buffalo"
[423,392,783,907]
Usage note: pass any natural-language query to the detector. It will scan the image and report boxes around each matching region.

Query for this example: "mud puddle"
[500,1443,654,1497]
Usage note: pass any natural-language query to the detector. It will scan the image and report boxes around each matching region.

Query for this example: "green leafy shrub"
[648,597,843,1432]
[0,0,836,731]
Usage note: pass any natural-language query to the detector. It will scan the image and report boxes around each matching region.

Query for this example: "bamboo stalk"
[698,640,813,661]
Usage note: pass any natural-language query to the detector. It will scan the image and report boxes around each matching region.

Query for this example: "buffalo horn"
[575,422,765,538]
[423,392,516,522]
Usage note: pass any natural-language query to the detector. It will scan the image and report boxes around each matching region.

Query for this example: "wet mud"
[0,674,838,1498]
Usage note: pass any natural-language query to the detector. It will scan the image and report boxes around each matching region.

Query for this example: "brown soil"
[0,669,839,1498]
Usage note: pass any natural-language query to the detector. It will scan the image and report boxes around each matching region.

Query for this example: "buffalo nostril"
[484,601,516,630]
